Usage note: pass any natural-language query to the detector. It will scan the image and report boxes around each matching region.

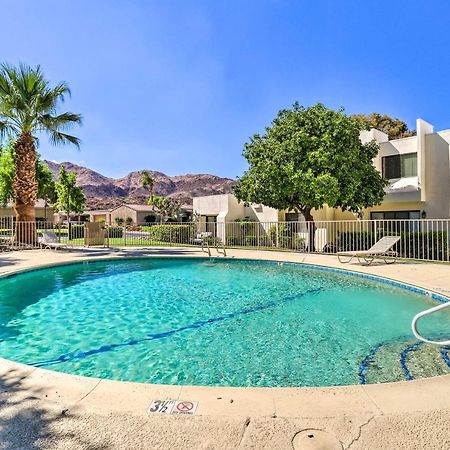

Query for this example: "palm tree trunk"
[13,132,38,244]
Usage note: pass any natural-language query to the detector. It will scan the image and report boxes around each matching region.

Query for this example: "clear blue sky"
[2,1,449,179]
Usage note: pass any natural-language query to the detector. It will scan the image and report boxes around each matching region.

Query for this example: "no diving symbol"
[173,400,198,415]
[176,401,194,412]
[148,399,198,415]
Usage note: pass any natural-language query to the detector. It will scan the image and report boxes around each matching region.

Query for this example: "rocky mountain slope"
[45,161,235,210]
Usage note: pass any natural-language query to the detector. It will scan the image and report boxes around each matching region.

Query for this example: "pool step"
[359,339,450,384]
[403,342,450,380]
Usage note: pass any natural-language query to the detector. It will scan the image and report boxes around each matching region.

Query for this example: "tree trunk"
[13,132,38,245]
[303,208,316,252]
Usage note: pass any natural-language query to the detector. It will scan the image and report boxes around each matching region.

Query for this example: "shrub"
[401,231,448,261]
[268,224,306,250]
[336,231,374,251]
[115,217,124,226]
[125,217,133,226]
[226,235,240,246]
[107,226,123,238]
[244,235,272,247]
[226,234,272,247]
[145,224,196,244]
[244,235,257,246]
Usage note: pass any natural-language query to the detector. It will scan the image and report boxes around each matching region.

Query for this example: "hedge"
[269,224,306,250]
[226,235,272,247]
[107,226,123,238]
[144,224,196,243]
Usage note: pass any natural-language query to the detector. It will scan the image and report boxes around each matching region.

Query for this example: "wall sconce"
[421,210,426,219]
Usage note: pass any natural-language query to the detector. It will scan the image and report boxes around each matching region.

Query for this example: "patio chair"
[193,232,226,256]
[193,232,212,253]
[193,231,213,245]
[39,231,69,250]
[336,236,401,265]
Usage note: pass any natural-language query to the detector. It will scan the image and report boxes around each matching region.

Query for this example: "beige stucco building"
[0,199,55,222]
[87,204,191,225]
[193,118,450,227]
[87,204,158,225]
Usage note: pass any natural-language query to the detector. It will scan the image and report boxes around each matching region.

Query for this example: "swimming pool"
[0,257,449,387]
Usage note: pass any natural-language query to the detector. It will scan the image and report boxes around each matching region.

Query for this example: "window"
[371,211,420,220]
[204,215,217,233]
[285,212,304,222]
[371,211,421,232]
[382,153,417,179]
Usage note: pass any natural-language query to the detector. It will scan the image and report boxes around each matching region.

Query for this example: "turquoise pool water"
[0,258,449,387]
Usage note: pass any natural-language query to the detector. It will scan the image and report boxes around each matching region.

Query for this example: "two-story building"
[193,118,450,234]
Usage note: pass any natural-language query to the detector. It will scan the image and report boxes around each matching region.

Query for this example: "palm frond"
[0,119,17,140]
[35,83,71,114]
[48,129,81,149]
[39,112,82,129]
[0,63,81,144]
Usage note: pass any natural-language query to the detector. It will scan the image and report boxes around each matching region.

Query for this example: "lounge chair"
[193,232,213,253]
[193,232,226,257]
[193,232,213,245]
[39,231,69,250]
[337,236,401,265]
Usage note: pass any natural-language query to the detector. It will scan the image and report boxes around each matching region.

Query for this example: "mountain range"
[44,161,235,210]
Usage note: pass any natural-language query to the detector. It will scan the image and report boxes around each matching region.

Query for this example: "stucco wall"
[0,207,54,220]
[110,206,137,224]
[245,204,279,223]
[374,137,417,172]
[193,194,233,216]
[423,131,450,218]
[91,214,108,223]
[193,121,450,223]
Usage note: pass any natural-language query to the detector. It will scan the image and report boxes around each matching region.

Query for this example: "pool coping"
[1,247,450,421]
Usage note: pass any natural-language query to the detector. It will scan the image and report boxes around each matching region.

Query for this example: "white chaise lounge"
[337,235,401,265]
[40,231,69,250]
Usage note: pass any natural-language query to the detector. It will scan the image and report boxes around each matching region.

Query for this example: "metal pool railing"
[0,217,449,263]
[412,301,450,345]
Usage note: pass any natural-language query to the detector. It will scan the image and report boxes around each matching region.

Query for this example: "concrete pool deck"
[0,247,449,449]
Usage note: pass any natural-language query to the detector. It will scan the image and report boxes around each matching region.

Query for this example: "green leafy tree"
[37,160,57,206]
[140,171,155,202]
[233,103,387,250]
[352,113,415,140]
[0,63,81,242]
[0,141,56,207]
[0,143,14,206]
[149,195,180,223]
[55,166,85,220]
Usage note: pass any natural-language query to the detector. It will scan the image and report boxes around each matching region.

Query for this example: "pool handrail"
[411,301,450,345]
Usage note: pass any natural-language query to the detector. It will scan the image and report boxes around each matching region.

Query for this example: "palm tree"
[0,63,81,242]
[140,170,155,202]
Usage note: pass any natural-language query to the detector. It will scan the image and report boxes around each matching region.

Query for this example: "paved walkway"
[0,247,450,449]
